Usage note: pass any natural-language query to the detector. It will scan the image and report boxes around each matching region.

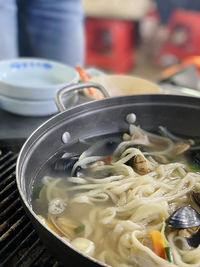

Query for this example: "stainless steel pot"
[16,82,200,266]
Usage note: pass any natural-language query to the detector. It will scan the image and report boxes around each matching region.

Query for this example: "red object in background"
[158,10,200,65]
[146,7,160,20]
[85,18,136,73]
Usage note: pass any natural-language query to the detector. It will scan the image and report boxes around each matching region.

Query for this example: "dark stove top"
[0,106,63,267]
[0,146,62,267]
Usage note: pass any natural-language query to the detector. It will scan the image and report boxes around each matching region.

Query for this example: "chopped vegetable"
[104,156,113,163]
[33,185,43,199]
[122,133,131,141]
[74,224,85,234]
[71,237,95,256]
[188,163,200,172]
[149,230,166,259]
[164,247,173,262]
[161,221,173,263]
[161,221,168,247]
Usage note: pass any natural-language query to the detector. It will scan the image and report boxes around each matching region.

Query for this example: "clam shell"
[192,190,200,207]
[166,206,200,229]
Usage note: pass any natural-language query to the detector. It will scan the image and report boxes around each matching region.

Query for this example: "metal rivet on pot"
[126,113,136,124]
[62,132,71,143]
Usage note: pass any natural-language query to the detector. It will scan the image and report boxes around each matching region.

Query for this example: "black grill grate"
[0,148,60,267]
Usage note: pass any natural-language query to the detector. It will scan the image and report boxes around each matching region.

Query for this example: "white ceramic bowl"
[0,92,78,117]
[90,74,161,96]
[0,58,79,100]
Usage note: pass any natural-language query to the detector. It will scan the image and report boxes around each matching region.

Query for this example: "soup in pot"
[32,123,200,267]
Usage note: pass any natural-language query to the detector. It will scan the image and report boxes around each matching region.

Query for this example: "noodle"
[33,124,200,267]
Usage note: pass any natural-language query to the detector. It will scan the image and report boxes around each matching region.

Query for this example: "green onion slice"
[74,225,85,234]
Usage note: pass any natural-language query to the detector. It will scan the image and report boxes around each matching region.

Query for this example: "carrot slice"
[149,230,166,259]
[104,156,113,163]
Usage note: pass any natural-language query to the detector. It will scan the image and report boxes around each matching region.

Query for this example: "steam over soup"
[32,124,200,267]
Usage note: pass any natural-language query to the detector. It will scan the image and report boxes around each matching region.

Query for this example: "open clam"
[166,206,200,229]
[53,156,79,173]
[166,205,200,248]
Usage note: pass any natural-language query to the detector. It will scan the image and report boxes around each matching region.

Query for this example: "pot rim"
[16,122,108,266]
[16,93,200,266]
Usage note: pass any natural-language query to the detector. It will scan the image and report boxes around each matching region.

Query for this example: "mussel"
[53,155,79,174]
[185,149,200,172]
[191,150,200,166]
[105,140,119,152]
[166,206,200,229]
[191,190,200,207]
[83,138,119,157]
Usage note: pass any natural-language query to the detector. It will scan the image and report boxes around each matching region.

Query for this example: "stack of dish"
[0,58,79,116]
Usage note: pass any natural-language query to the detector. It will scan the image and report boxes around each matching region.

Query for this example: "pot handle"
[55,81,110,112]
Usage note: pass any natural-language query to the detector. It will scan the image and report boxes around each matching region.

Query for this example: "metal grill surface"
[0,148,60,267]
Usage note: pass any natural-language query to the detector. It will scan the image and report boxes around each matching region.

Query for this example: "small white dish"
[90,75,161,96]
[0,58,79,100]
[0,92,77,117]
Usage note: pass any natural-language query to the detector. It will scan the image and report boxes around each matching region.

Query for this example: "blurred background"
[1,0,200,87]
[82,0,200,81]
